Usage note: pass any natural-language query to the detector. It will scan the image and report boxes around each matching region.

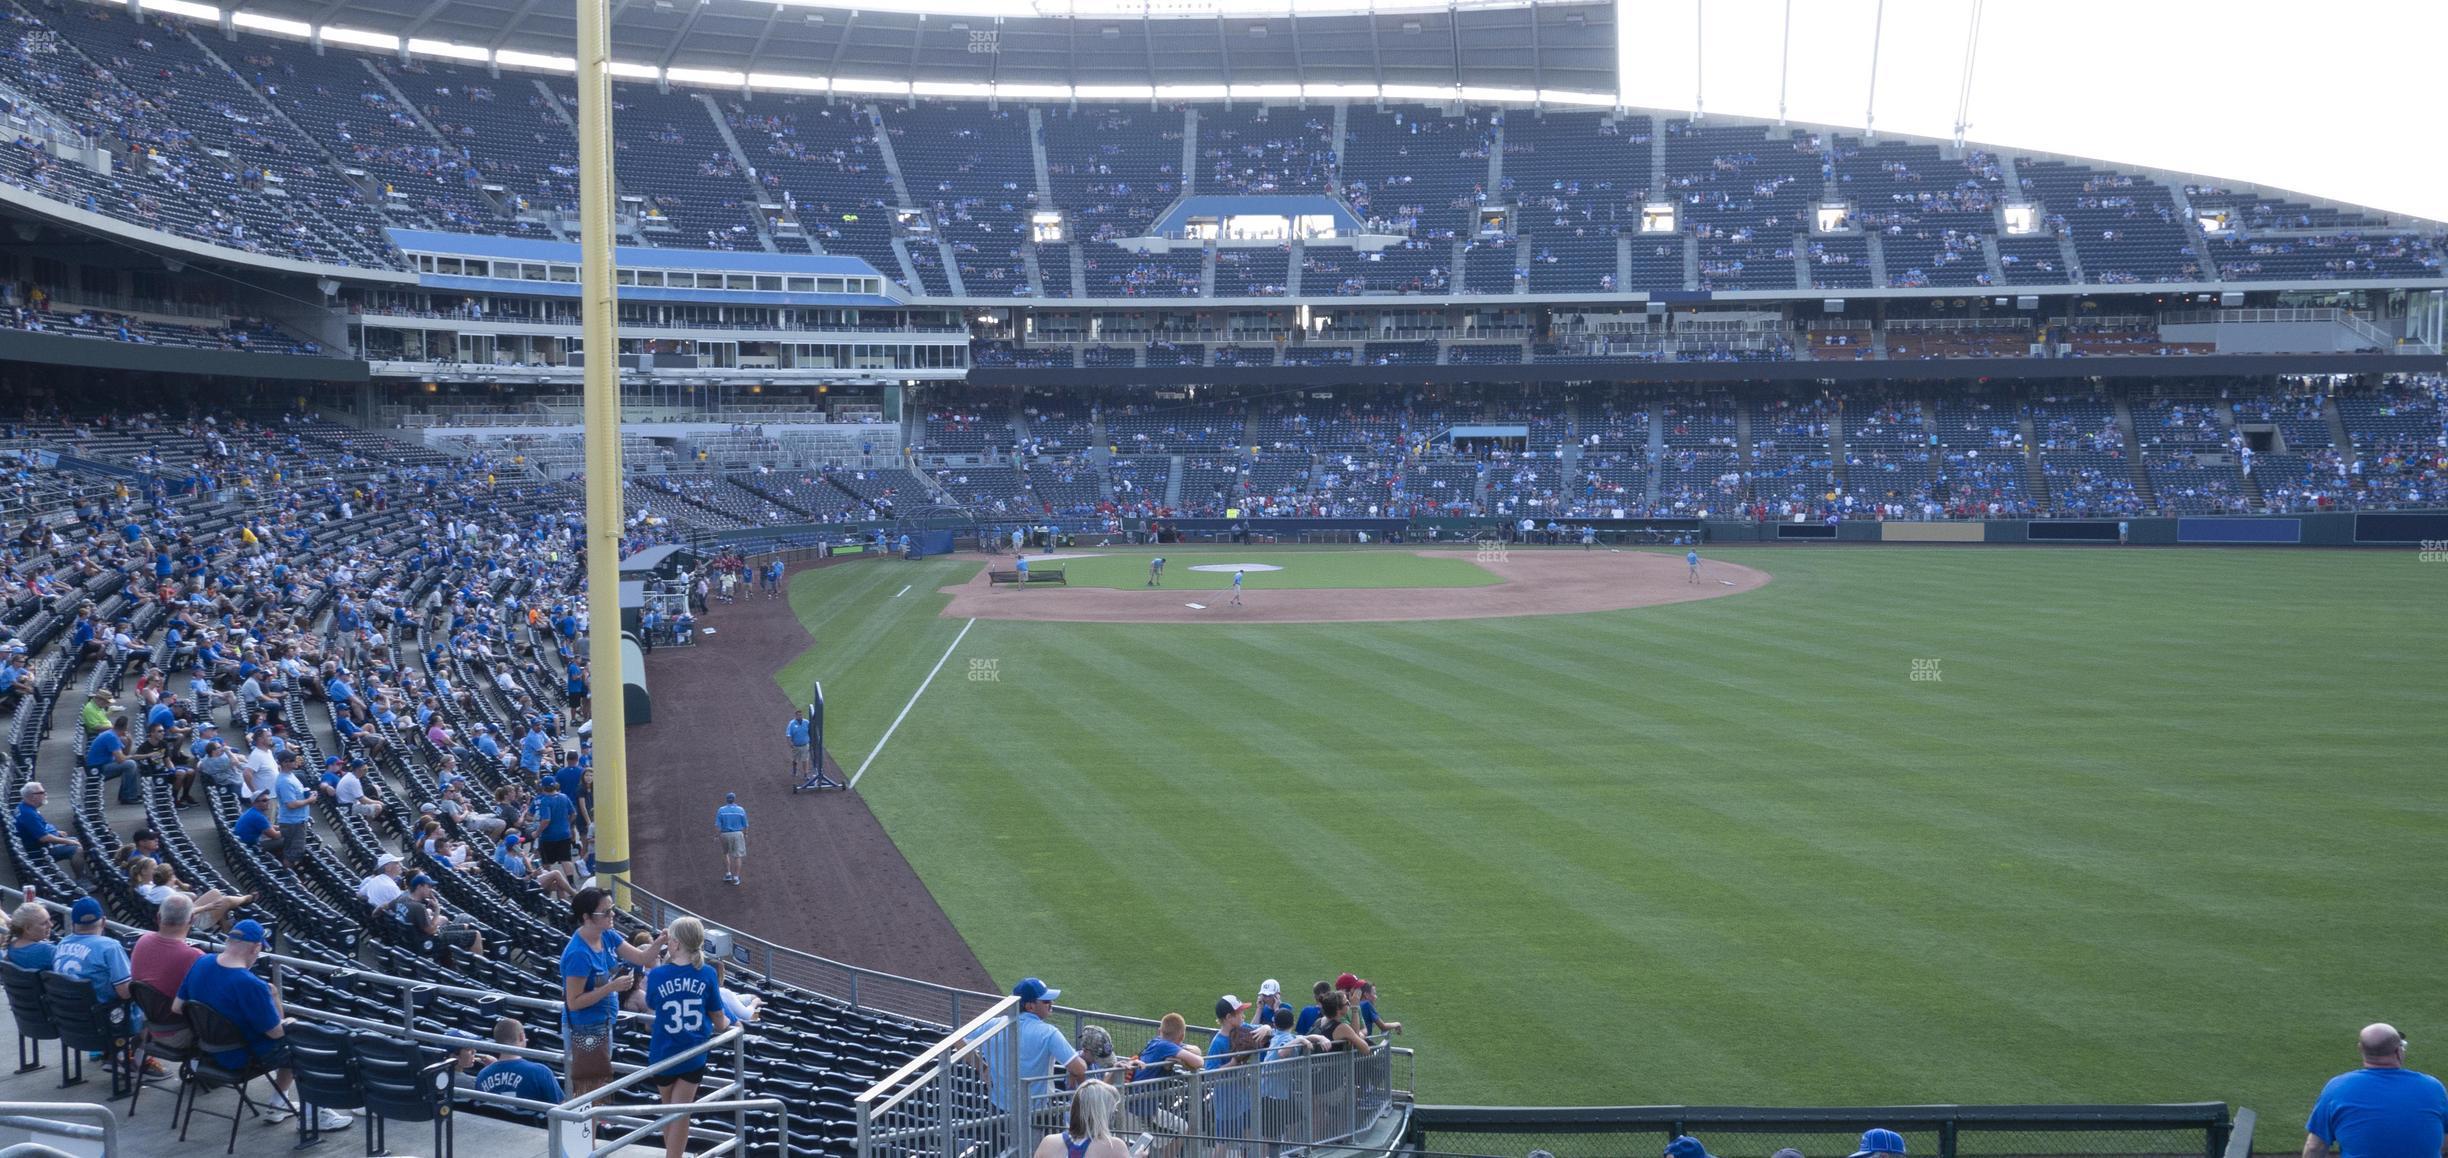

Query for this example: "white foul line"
[848,617,974,789]
[894,584,911,598]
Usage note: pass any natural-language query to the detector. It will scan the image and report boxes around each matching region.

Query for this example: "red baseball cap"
[1334,972,1364,991]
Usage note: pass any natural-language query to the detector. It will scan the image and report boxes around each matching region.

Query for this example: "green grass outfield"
[775,547,2446,1119]
[1023,547,1500,591]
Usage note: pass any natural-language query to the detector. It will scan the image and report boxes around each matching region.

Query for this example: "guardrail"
[854,998,1411,1158]
[0,1102,116,1156]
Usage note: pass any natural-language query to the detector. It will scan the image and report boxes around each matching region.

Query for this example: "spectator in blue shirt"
[2304,1024,2448,1158]
[174,920,353,1132]
[232,790,277,849]
[12,782,80,872]
[532,775,577,877]
[88,717,141,805]
[519,724,548,774]
[52,897,130,1008]
[966,977,1085,1112]
[716,793,748,885]
[3,902,54,970]
[472,1017,563,1110]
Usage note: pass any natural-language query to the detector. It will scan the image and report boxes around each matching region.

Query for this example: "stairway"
[2111,396,2155,508]
[1682,236,1700,291]
[693,93,783,252]
[1980,235,2007,285]
[1163,455,1184,509]
[1179,108,1201,195]
[1645,405,1665,507]
[2019,411,2052,509]
[1865,234,1889,287]
[1827,407,1850,497]
[2325,395,2357,471]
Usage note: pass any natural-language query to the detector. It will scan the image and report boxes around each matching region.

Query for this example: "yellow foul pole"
[576,0,630,888]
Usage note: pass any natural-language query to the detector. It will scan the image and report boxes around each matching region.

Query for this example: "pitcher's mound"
[943,550,1768,624]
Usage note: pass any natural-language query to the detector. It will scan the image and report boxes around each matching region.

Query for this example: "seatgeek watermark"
[1474,534,1508,564]
[1910,658,1943,683]
[968,658,1001,682]
[2419,540,2448,563]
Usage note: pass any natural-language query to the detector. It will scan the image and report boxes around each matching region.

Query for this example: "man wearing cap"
[966,978,1086,1118]
[1251,979,1291,1032]
[52,897,133,1008]
[359,853,407,911]
[12,782,81,873]
[532,773,577,882]
[242,729,281,798]
[2303,1024,2447,1158]
[1852,1128,1909,1158]
[1667,1136,1718,1158]
[173,919,353,1132]
[230,788,279,847]
[1206,996,1263,1144]
[268,752,314,866]
[78,690,111,737]
[716,793,749,885]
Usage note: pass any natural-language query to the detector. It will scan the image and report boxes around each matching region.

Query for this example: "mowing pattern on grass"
[800,548,2446,1117]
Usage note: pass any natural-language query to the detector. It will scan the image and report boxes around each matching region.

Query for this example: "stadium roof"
[215,0,1615,96]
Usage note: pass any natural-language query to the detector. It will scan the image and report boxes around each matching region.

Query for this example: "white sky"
[1619,0,2448,223]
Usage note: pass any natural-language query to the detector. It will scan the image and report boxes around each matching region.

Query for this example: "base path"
[626,559,994,992]
[943,549,1769,624]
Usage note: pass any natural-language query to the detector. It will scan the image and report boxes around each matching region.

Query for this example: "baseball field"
[768,544,2445,1122]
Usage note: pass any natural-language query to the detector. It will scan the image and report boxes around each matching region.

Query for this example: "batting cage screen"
[1405,1103,2250,1158]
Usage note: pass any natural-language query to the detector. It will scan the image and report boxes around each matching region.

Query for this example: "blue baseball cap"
[1852,1130,1908,1158]
[229,919,270,944]
[1667,1137,1715,1158]
[1011,977,1060,1004]
[724,792,736,803]
[68,897,103,927]
[409,874,434,888]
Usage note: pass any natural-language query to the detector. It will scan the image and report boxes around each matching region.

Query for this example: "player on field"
[1147,557,1165,586]
[786,708,811,781]
[1687,549,1701,583]
[1231,568,1245,606]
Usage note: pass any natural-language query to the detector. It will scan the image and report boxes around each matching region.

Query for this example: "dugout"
[619,545,704,582]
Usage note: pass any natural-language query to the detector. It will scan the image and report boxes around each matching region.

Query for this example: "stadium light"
[914,81,993,97]
[499,49,579,71]
[320,25,400,50]
[408,37,491,62]
[668,67,749,87]
[1073,84,1156,100]
[608,60,662,80]
[832,76,911,96]
[145,0,220,19]
[231,11,311,37]
[748,71,829,91]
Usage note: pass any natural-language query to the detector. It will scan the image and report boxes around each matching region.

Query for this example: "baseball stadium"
[0,0,2434,1154]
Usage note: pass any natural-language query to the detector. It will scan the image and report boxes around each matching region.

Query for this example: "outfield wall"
[1693,511,2448,547]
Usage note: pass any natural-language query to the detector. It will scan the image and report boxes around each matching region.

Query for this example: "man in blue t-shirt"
[531,775,577,877]
[52,897,131,1007]
[716,794,749,885]
[12,781,81,870]
[471,1017,563,1111]
[175,920,352,1131]
[2304,1023,2448,1158]
[87,717,140,805]
[965,977,1084,1113]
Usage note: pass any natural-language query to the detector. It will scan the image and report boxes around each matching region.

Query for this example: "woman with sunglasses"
[560,886,664,1098]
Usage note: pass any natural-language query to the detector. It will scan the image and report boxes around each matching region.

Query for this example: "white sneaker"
[313,1108,353,1132]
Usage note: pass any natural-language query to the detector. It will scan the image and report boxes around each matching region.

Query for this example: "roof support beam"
[397,0,460,42]
[485,0,549,52]
[742,4,780,77]
[824,8,858,96]
[658,1,707,71]
[1528,0,1542,103]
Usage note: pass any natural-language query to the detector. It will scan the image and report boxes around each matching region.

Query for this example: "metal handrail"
[0,1103,116,1155]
